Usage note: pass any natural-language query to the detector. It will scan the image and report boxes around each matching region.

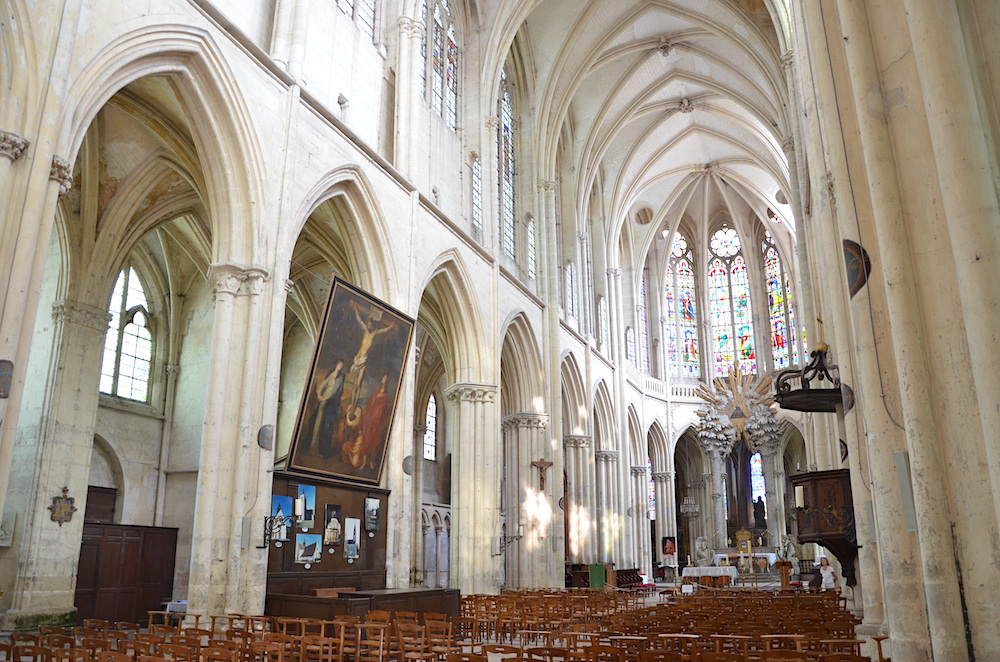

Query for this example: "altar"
[713,551,777,569]
[680,566,739,584]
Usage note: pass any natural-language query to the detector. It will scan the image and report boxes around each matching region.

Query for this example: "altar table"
[681,566,739,580]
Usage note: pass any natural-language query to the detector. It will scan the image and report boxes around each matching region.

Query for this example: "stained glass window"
[423,394,437,460]
[420,0,457,129]
[101,267,152,402]
[708,226,756,375]
[664,232,700,378]
[750,452,766,503]
[471,156,482,237]
[647,458,656,519]
[638,273,650,373]
[762,230,800,368]
[527,219,537,279]
[497,69,516,260]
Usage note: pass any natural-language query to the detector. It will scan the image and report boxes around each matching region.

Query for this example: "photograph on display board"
[287,278,415,485]
[270,495,293,542]
[364,497,380,532]
[295,533,323,563]
[324,504,342,546]
[344,517,361,559]
[297,484,316,528]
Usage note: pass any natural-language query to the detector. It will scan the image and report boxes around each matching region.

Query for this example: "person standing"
[819,556,838,589]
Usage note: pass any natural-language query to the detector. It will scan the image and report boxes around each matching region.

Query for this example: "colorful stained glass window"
[527,219,537,279]
[708,227,756,375]
[498,69,516,260]
[647,458,656,520]
[762,230,800,368]
[750,452,766,502]
[664,232,700,378]
[423,394,437,460]
[101,267,153,402]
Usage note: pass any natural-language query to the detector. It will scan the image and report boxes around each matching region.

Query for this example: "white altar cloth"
[681,566,739,579]
[714,552,777,566]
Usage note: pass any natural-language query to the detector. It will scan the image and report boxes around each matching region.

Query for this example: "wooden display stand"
[775,560,793,588]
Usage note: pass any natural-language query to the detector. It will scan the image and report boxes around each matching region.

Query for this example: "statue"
[779,535,800,577]
[695,536,713,566]
[753,496,766,528]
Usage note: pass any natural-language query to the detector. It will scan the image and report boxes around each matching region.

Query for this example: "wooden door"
[75,523,177,624]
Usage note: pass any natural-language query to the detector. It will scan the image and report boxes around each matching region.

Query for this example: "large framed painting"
[287,277,414,485]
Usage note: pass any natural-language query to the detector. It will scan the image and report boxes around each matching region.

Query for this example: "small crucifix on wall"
[532,459,553,491]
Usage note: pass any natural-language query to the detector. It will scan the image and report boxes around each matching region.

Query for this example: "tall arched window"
[664,232,700,379]
[497,68,516,260]
[625,327,637,367]
[597,296,609,352]
[100,267,153,402]
[342,0,376,40]
[762,230,799,369]
[638,272,650,373]
[423,394,438,460]
[471,156,483,237]
[527,219,537,279]
[420,0,458,128]
[750,452,766,503]
[565,262,577,317]
[708,226,756,375]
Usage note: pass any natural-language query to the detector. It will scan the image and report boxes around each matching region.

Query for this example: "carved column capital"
[537,179,557,192]
[413,424,428,436]
[595,449,619,463]
[630,465,648,477]
[50,156,73,197]
[501,412,549,431]
[0,131,29,161]
[652,471,674,483]
[607,267,623,278]
[51,300,112,333]
[781,50,794,71]
[398,16,425,39]
[445,383,497,403]
[485,116,500,130]
[208,263,246,296]
[563,435,592,449]
[241,267,270,296]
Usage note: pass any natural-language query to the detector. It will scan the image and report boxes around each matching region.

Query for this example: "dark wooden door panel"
[75,523,177,625]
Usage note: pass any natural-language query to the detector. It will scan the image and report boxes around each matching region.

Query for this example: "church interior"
[0,0,998,660]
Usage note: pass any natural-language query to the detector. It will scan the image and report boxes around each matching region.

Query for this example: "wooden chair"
[481,645,521,660]
[0,644,13,662]
[634,652,685,662]
[395,613,420,624]
[134,638,164,650]
[423,614,448,624]
[820,656,867,662]
[42,636,75,649]
[137,656,172,662]
[115,624,142,637]
[40,628,68,637]
[450,617,479,655]
[246,643,282,662]
[524,648,570,662]
[355,623,390,662]
[181,632,212,648]
[871,637,890,662]
[426,621,454,662]
[581,646,625,662]
[11,636,40,647]
[81,640,111,654]
[159,644,199,662]
[118,640,151,660]
[94,652,131,662]
[49,649,90,662]
[395,622,435,662]
[697,654,743,662]
[365,612,393,625]
[760,653,807,661]
[12,645,51,662]
[85,622,111,634]
[199,650,237,662]
[445,655,487,662]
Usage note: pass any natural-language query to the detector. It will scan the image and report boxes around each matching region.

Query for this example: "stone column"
[698,409,736,549]
[594,449,616,563]
[394,16,425,178]
[446,383,499,594]
[501,413,551,588]
[653,470,676,569]
[630,465,652,576]
[563,435,593,562]
[0,155,71,523]
[411,424,428,586]
[0,299,110,629]
[421,520,432,587]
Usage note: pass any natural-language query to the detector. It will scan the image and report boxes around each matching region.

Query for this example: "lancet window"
[638,272,650,373]
[423,394,438,460]
[762,230,799,369]
[664,231,700,379]
[708,226,756,375]
[497,68,516,260]
[100,267,153,402]
[420,0,458,128]
[342,0,377,40]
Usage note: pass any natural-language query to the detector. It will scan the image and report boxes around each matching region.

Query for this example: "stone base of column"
[0,606,77,631]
